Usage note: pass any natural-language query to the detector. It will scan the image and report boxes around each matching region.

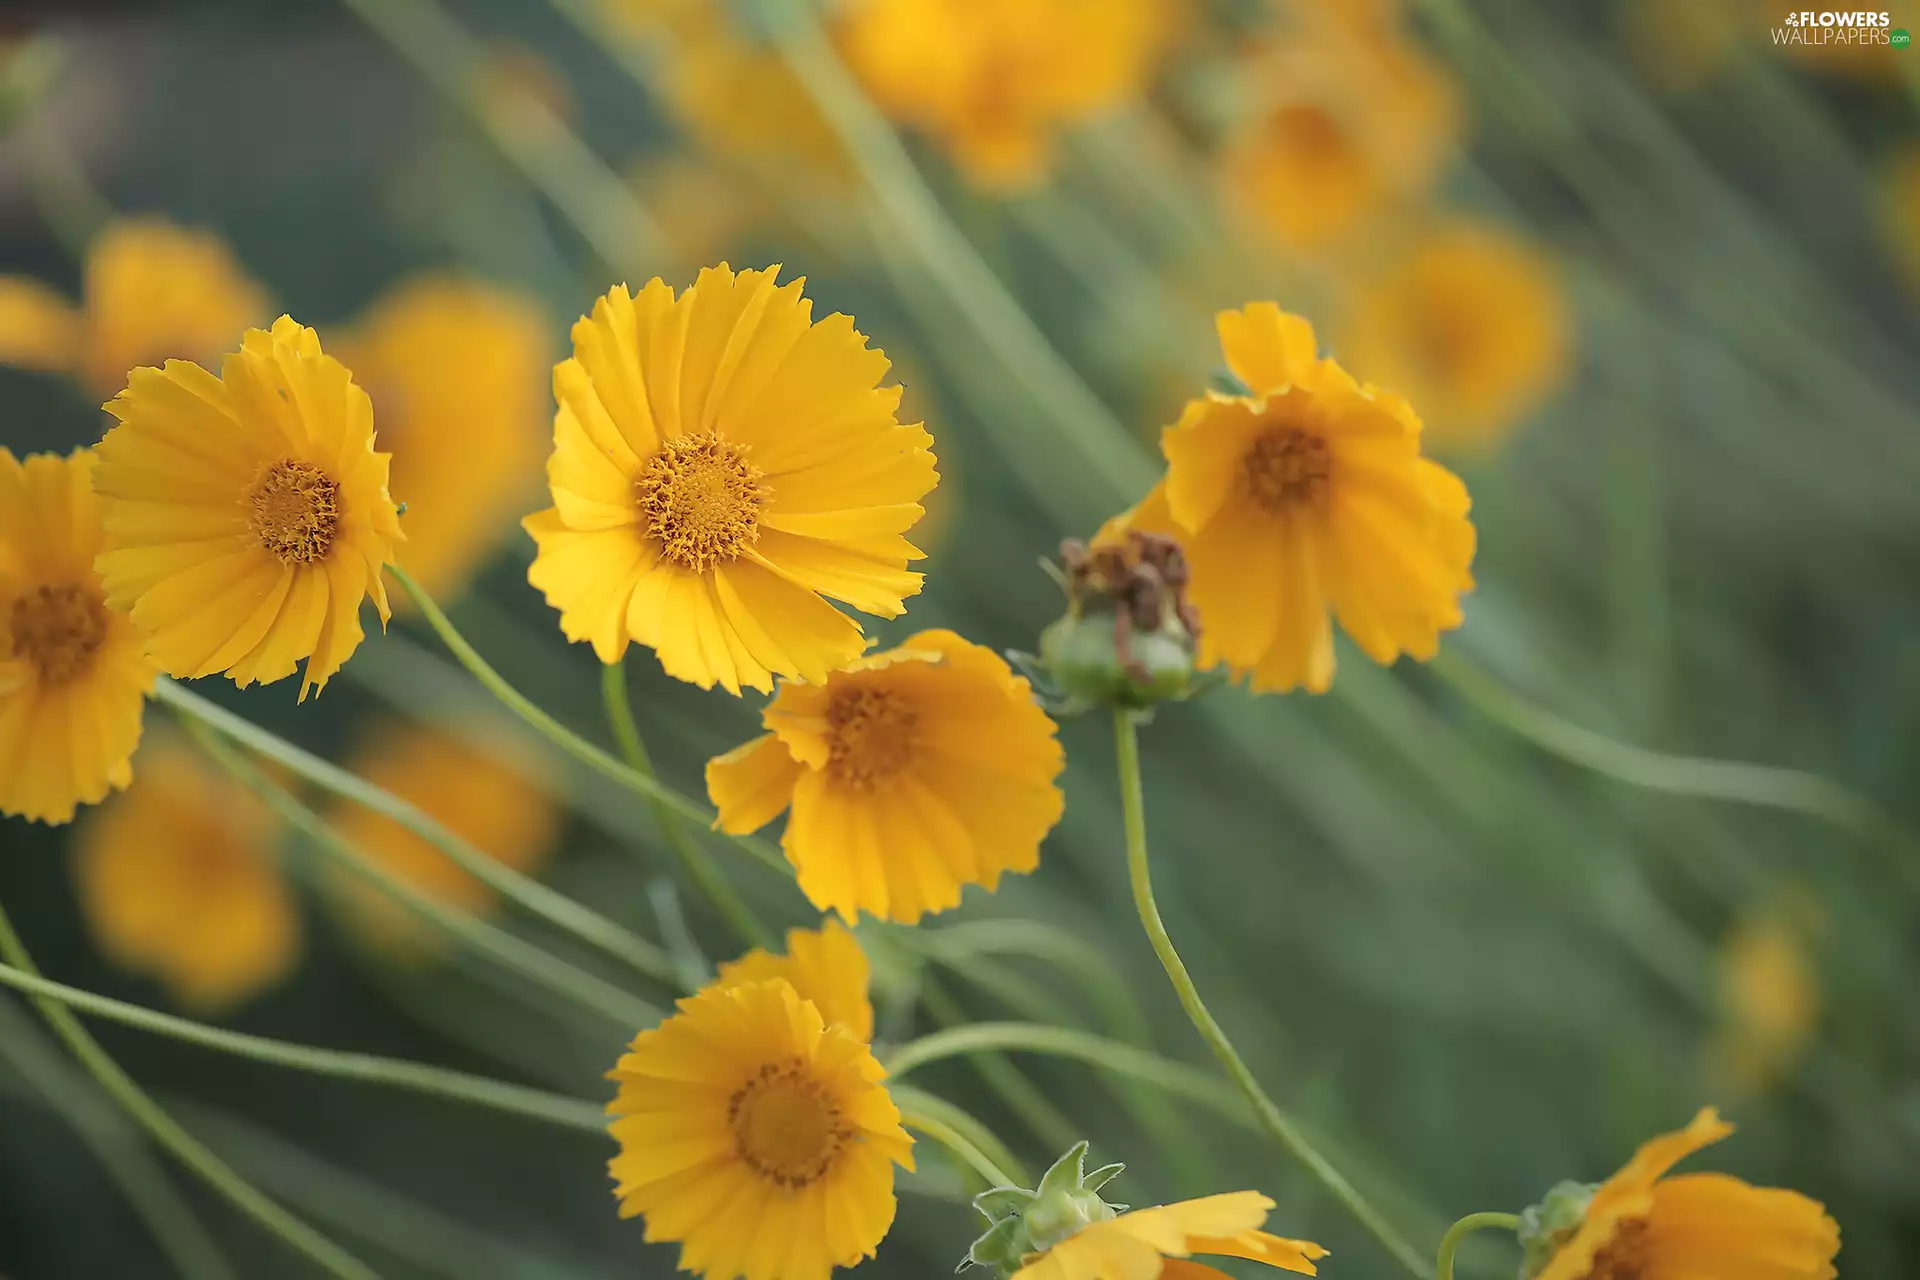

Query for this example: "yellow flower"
[0,217,267,396]
[93,316,404,700]
[524,265,937,694]
[1014,1192,1326,1280]
[1339,220,1570,451]
[1880,143,1920,290]
[606,977,914,1280]
[706,629,1064,924]
[326,723,559,954]
[1710,891,1821,1098]
[0,449,153,824]
[335,276,549,602]
[1527,1108,1839,1280]
[715,918,874,1042]
[73,737,299,1012]
[840,0,1169,189]
[1221,21,1457,251]
[1104,303,1474,694]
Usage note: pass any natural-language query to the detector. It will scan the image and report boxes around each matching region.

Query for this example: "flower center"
[9,583,110,684]
[635,431,769,573]
[249,460,341,565]
[1243,428,1331,511]
[825,686,918,789]
[728,1058,852,1190]
[1580,1218,1652,1280]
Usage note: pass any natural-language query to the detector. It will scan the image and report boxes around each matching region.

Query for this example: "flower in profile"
[93,316,404,700]
[73,737,299,1012]
[335,276,549,603]
[1518,1108,1839,1280]
[0,217,267,395]
[1104,303,1475,694]
[715,918,874,1042]
[1339,220,1570,451]
[1710,889,1821,1098]
[841,0,1169,188]
[606,977,913,1280]
[0,449,153,824]
[326,723,558,954]
[524,265,937,694]
[707,629,1064,923]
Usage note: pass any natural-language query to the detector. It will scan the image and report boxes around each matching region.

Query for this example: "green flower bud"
[958,1142,1128,1278]
[1516,1180,1598,1278]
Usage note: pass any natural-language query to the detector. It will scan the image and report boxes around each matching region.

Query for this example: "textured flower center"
[1579,1218,1652,1280]
[9,583,110,684]
[728,1058,852,1189]
[1243,428,1331,511]
[250,460,341,565]
[825,686,918,789]
[636,431,769,573]
[1270,103,1350,167]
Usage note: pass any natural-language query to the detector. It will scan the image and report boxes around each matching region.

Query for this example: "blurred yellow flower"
[629,153,777,269]
[74,738,299,1012]
[0,218,267,396]
[1339,220,1570,451]
[327,723,559,954]
[1879,143,1920,289]
[524,265,937,693]
[1711,891,1821,1098]
[0,448,152,824]
[714,917,874,1042]
[1013,1192,1326,1280]
[1221,21,1458,251]
[336,276,549,603]
[707,629,1064,924]
[1526,1108,1839,1280]
[94,316,403,700]
[841,0,1169,188]
[1105,303,1474,694]
[606,977,913,1280]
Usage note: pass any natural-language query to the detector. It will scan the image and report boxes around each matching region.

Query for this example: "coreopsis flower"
[1339,220,1570,451]
[93,316,404,700]
[327,723,558,954]
[841,0,1169,188]
[1710,892,1821,1097]
[606,977,913,1280]
[0,448,153,824]
[335,276,548,602]
[715,917,874,1042]
[706,629,1064,923]
[0,217,267,395]
[1518,1108,1839,1280]
[524,266,937,694]
[73,738,299,1012]
[1103,303,1475,694]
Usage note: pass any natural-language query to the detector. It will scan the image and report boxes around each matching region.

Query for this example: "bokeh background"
[2,0,1918,1275]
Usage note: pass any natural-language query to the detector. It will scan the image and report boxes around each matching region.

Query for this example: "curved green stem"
[388,565,789,878]
[920,972,1080,1155]
[892,1084,1024,1188]
[1114,711,1426,1279]
[602,659,770,950]
[1435,1212,1520,1280]
[0,962,606,1134]
[0,899,376,1280]
[158,679,676,985]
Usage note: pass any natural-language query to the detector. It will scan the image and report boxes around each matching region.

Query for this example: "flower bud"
[1022,532,1204,715]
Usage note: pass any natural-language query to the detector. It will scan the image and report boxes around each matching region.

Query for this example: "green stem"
[388,565,789,878]
[921,973,1080,1155]
[1435,1212,1520,1280]
[0,899,376,1280]
[1113,710,1426,1279]
[157,679,676,985]
[892,1084,1024,1188]
[182,717,659,1031]
[0,962,605,1134]
[601,659,770,950]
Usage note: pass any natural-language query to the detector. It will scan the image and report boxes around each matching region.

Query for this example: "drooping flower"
[1339,220,1570,450]
[335,276,549,602]
[93,316,404,700]
[326,723,559,955]
[73,737,299,1012]
[841,0,1170,189]
[1103,303,1475,694]
[706,629,1064,924]
[606,977,913,1280]
[1519,1108,1839,1280]
[0,448,153,824]
[524,265,937,694]
[0,217,267,395]
[714,917,874,1042]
